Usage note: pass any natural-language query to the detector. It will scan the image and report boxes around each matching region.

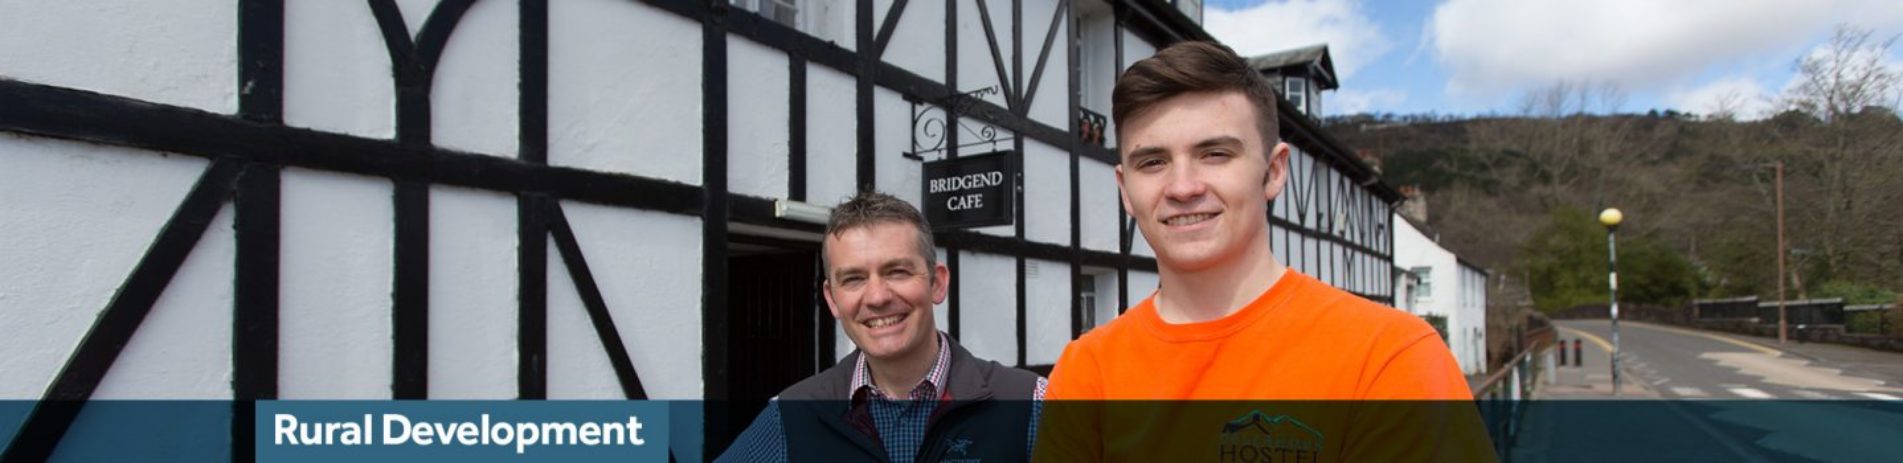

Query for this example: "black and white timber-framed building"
[0,0,1399,459]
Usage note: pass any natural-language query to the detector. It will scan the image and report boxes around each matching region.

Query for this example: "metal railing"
[1471,326,1554,461]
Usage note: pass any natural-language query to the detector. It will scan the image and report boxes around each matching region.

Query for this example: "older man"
[718,191,1044,462]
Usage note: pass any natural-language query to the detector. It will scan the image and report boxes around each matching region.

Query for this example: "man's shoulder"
[1283,276,1439,346]
[943,339,1042,400]
[777,352,860,401]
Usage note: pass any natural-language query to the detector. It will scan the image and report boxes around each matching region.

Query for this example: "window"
[732,0,799,28]
[1411,266,1433,298]
[1285,77,1309,115]
[1079,275,1098,332]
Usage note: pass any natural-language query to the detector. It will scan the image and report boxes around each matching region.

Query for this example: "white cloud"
[1330,88,1407,115]
[1665,78,1773,120]
[1427,0,1903,98]
[1205,0,1393,79]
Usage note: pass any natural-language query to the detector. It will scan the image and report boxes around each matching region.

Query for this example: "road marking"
[1558,326,1615,352]
[1791,390,1832,400]
[1730,387,1774,399]
[1855,392,1900,401]
[1623,321,1783,356]
[1670,387,1708,397]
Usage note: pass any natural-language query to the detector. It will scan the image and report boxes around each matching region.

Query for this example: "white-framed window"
[1079,274,1098,331]
[1410,266,1433,298]
[732,0,799,28]
[1285,77,1309,115]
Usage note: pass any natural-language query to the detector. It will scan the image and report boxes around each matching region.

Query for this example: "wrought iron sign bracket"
[904,86,1015,161]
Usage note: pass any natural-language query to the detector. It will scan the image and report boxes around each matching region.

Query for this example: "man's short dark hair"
[822,191,937,276]
[1112,41,1280,152]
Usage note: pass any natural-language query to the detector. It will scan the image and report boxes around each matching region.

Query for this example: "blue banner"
[257,401,669,462]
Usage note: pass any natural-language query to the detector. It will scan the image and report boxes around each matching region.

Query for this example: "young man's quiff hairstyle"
[821,191,938,277]
[1112,41,1280,152]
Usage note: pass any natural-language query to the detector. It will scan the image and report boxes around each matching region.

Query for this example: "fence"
[1846,304,1897,335]
[1471,323,1553,460]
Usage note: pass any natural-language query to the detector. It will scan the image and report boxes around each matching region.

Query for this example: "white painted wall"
[957,0,1013,110]
[279,168,394,399]
[1022,140,1071,246]
[0,0,235,114]
[805,63,858,206]
[1023,258,1071,365]
[548,0,702,185]
[1392,214,1486,375]
[1124,270,1160,308]
[881,0,947,81]
[549,201,704,399]
[427,186,518,399]
[1022,0,1070,130]
[431,0,519,157]
[285,0,395,139]
[956,251,1018,364]
[91,204,234,400]
[1457,264,1488,374]
[1079,160,1118,253]
[728,36,792,200]
[875,87,923,199]
[0,138,209,399]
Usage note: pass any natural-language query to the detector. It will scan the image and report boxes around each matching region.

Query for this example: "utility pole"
[1776,160,1787,344]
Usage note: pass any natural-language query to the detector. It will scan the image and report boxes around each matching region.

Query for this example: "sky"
[1202,0,1903,118]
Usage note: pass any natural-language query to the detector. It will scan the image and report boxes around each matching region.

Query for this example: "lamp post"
[1599,208,1623,396]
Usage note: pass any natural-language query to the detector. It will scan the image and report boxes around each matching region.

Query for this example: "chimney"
[1355,148,1382,174]
[1397,185,1428,224]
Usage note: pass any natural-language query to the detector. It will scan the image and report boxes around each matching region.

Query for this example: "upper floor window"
[732,0,799,28]
[1285,77,1309,115]
[730,0,852,47]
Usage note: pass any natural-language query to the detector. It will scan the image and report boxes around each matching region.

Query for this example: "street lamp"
[1599,207,1623,396]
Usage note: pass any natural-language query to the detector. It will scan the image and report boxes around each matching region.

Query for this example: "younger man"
[1038,42,1491,461]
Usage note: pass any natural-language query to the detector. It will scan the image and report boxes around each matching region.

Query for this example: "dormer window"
[1286,77,1309,115]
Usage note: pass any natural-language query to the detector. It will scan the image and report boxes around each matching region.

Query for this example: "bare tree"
[1777,24,1903,283]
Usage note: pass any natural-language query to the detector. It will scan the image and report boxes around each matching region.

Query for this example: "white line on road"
[1855,392,1900,401]
[1670,387,1708,397]
[1730,387,1774,399]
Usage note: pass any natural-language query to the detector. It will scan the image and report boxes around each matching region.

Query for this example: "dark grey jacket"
[777,338,1042,462]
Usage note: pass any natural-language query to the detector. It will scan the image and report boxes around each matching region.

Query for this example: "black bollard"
[1558,340,1569,366]
[1573,339,1584,367]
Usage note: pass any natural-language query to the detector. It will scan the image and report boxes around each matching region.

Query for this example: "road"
[1506,320,1903,462]
[1561,319,1903,401]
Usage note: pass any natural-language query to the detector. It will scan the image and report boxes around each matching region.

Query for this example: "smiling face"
[822,221,948,363]
[1116,90,1289,274]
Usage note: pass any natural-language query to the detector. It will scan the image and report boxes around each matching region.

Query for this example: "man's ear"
[1264,141,1291,201]
[931,262,951,304]
[1116,163,1135,216]
[821,279,844,319]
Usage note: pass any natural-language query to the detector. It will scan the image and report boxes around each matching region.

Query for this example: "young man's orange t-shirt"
[1046,269,1471,400]
[1036,270,1493,461]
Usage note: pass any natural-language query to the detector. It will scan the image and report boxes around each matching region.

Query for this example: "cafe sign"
[922,150,1017,230]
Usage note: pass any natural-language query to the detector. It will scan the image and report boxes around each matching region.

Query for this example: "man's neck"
[1154,238,1286,324]
[865,334,941,398]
